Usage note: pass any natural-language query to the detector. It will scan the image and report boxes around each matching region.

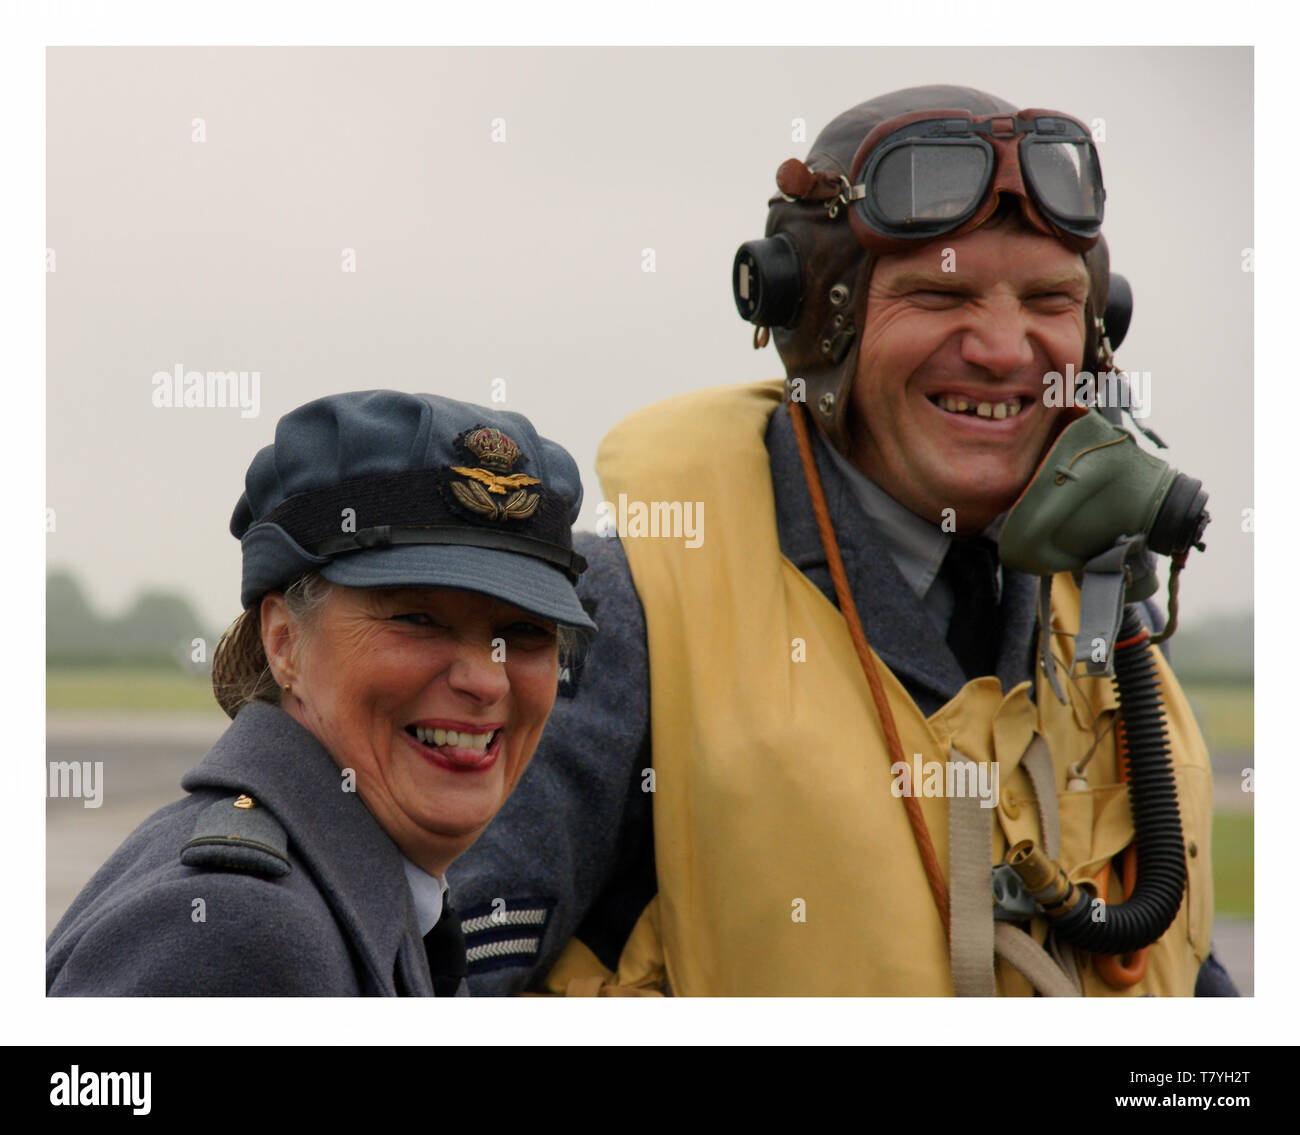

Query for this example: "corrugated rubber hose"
[1049,605,1189,952]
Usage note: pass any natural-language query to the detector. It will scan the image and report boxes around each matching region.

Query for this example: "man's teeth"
[934,395,1022,419]
[412,726,494,753]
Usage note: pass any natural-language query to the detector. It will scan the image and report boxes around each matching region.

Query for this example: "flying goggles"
[776,108,1105,254]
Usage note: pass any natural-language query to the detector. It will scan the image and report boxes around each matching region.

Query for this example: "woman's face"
[263,585,559,873]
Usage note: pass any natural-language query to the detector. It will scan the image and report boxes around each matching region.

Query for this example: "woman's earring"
[283,683,292,695]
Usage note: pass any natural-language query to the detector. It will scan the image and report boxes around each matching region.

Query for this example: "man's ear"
[259,592,297,687]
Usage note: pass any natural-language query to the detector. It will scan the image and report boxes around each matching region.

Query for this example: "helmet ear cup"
[733,234,802,328]
[1104,272,1133,351]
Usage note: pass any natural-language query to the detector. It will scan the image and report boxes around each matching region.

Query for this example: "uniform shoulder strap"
[180,793,292,878]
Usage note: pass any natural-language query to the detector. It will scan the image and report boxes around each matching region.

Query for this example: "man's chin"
[933,479,1025,531]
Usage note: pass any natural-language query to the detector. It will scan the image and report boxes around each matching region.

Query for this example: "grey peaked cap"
[232,390,597,631]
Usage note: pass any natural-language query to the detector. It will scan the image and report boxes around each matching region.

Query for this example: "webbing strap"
[1048,934,1085,996]
[1021,734,1061,861]
[994,924,1082,997]
[1001,734,1083,994]
[1039,577,1068,704]
[948,748,996,996]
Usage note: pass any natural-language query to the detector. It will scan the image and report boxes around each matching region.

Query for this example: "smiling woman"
[46,390,596,997]
[259,582,562,861]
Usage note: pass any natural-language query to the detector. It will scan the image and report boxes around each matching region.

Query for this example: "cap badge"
[448,427,542,521]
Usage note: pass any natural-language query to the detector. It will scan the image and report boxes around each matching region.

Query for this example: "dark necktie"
[423,901,467,997]
[940,536,1002,681]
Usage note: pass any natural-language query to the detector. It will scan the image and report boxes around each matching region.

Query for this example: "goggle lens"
[871,142,989,229]
[1021,137,1104,228]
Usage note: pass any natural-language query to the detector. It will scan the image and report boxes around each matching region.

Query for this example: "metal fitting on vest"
[1005,840,1085,916]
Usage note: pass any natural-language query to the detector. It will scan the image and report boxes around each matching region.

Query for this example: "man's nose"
[959,301,1036,377]
[445,641,511,705]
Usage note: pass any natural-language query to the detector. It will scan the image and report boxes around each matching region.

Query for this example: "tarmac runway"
[46,714,222,940]
[45,712,1254,996]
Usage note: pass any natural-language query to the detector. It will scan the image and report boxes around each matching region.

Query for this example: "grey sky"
[46,46,1252,634]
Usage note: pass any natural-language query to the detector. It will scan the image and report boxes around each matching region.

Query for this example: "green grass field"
[1180,682,1253,756]
[46,665,217,712]
[1183,683,1253,916]
[46,666,1254,917]
[49,669,1254,732]
[1211,813,1254,916]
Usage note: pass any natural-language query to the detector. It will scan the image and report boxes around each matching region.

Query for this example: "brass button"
[1001,787,1020,819]
[233,794,255,809]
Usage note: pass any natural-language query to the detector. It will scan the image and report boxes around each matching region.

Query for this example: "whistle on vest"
[998,412,1210,679]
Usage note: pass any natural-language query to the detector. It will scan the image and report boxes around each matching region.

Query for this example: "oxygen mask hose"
[1005,605,1187,953]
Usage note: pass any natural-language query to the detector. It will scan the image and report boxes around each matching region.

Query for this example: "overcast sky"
[46,46,1252,634]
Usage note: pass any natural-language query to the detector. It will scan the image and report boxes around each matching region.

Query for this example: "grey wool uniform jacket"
[446,400,1238,996]
[47,701,451,997]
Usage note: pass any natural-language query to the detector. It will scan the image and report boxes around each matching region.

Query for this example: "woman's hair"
[210,573,585,719]
[210,572,334,719]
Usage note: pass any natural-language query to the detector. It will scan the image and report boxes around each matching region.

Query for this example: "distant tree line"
[47,570,216,669]
[1164,614,1253,685]
[45,568,1251,683]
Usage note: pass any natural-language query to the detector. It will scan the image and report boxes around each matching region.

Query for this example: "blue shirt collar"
[818,432,1006,614]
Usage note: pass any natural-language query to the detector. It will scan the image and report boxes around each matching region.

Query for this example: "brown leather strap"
[775,158,845,202]
[787,399,951,936]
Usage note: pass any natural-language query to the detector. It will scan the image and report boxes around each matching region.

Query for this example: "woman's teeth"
[410,726,495,754]
[932,395,1023,419]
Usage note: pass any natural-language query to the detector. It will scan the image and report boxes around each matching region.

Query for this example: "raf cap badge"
[447,427,542,521]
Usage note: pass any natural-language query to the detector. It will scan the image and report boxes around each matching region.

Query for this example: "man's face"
[848,223,1090,533]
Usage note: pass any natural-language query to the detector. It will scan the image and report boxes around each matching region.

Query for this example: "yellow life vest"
[546,380,1214,996]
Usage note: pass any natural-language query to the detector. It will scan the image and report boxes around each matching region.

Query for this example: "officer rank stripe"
[466,937,542,965]
[458,896,556,974]
[460,907,548,935]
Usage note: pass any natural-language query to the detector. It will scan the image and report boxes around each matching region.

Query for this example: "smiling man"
[447,86,1235,997]
[853,223,1091,532]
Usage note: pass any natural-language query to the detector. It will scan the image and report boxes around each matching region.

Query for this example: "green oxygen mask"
[998,410,1210,693]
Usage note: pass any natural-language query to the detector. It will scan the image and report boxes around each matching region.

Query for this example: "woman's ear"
[259,592,297,688]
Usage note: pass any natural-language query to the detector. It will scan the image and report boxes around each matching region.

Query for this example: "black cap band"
[261,468,587,583]
[313,524,587,580]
